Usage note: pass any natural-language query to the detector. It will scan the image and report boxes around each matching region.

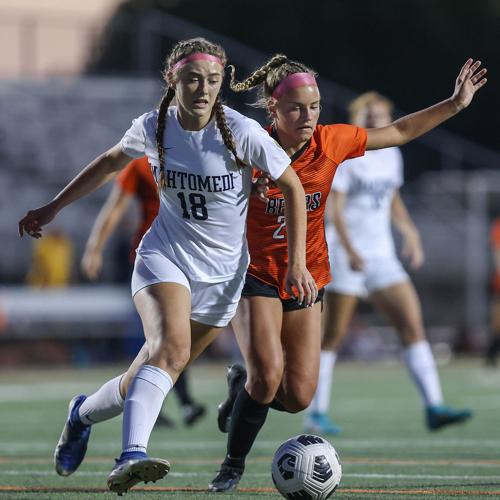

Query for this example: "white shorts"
[131,251,244,327]
[326,251,409,297]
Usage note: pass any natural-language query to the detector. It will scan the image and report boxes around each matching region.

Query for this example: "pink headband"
[271,72,317,99]
[171,53,224,73]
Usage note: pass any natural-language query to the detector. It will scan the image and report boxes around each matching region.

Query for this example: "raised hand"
[452,59,487,111]
[18,202,58,238]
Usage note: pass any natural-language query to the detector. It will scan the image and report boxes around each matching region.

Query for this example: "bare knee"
[246,363,283,403]
[282,381,316,413]
[399,325,426,347]
[148,329,190,375]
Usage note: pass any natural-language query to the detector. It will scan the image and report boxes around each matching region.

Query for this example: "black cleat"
[208,465,244,492]
[182,403,207,426]
[217,364,247,433]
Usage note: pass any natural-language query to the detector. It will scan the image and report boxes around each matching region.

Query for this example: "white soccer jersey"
[329,147,403,259]
[120,105,290,283]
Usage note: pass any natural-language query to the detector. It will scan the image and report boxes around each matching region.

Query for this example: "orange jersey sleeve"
[319,124,367,164]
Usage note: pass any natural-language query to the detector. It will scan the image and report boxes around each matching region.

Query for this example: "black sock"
[223,388,269,470]
[173,371,194,406]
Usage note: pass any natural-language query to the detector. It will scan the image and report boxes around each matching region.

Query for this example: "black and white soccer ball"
[271,434,341,499]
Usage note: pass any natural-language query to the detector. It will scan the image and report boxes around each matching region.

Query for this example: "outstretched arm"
[275,166,318,306]
[81,185,133,281]
[19,144,132,238]
[366,59,487,150]
[391,191,424,269]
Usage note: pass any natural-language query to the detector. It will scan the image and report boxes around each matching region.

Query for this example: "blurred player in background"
[26,227,73,288]
[304,92,472,436]
[485,217,500,364]
[19,38,313,494]
[81,156,206,428]
[210,57,486,492]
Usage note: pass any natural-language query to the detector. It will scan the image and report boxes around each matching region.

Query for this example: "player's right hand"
[285,264,318,307]
[81,249,103,281]
[348,251,364,272]
[18,203,58,238]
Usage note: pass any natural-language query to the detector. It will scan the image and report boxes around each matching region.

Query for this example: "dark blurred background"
[0,0,499,365]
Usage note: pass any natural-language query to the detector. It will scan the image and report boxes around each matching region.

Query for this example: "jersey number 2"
[273,215,286,240]
[177,192,208,221]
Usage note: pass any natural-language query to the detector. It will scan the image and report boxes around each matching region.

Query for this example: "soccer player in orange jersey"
[82,157,206,428]
[485,217,500,364]
[209,55,487,492]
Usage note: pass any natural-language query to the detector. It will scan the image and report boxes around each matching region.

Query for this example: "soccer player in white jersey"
[18,37,316,494]
[304,92,472,435]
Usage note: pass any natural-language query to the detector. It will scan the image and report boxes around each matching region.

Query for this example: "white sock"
[122,365,173,454]
[402,340,443,407]
[308,351,337,414]
[78,375,125,425]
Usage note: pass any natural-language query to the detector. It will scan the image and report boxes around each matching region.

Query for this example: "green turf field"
[0,360,499,499]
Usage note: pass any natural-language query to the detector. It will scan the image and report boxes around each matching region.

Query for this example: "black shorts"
[242,274,324,312]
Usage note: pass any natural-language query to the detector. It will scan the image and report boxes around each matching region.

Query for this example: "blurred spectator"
[485,217,500,365]
[26,228,73,288]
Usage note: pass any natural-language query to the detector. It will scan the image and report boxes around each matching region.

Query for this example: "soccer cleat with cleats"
[54,394,91,476]
[208,464,244,492]
[182,402,207,426]
[304,412,341,436]
[107,451,170,495]
[217,364,247,433]
[426,404,473,431]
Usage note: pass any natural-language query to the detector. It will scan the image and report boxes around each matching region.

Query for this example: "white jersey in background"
[121,105,290,283]
[328,147,403,259]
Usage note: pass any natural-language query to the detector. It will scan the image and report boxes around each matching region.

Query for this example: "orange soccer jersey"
[246,124,367,298]
[491,218,500,295]
[116,157,159,258]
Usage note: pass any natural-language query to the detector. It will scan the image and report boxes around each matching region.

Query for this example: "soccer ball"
[271,434,341,499]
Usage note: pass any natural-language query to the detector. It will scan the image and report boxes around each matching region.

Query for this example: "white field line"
[4,438,500,453]
[3,457,500,468]
[2,391,497,411]
[0,382,222,402]
[1,470,500,481]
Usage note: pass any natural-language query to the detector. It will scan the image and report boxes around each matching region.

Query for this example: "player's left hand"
[285,264,318,307]
[451,59,487,111]
[252,175,271,202]
[402,230,425,270]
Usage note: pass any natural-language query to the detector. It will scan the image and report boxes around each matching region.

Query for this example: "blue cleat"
[107,451,170,495]
[304,412,341,435]
[426,405,473,431]
[54,395,91,476]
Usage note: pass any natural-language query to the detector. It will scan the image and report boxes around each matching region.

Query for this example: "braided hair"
[229,54,317,112]
[156,37,244,189]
